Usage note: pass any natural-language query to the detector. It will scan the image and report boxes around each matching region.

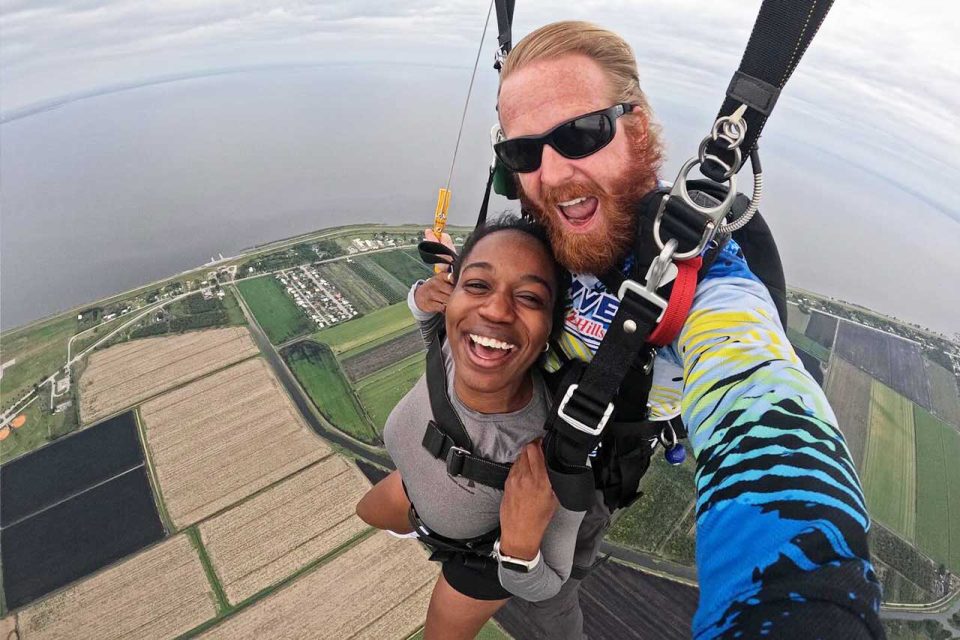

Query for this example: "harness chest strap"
[421,332,512,491]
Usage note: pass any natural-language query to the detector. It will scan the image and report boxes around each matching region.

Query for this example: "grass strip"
[134,408,175,533]
[176,527,377,639]
[186,526,230,615]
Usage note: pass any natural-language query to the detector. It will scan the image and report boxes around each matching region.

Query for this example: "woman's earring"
[544,342,551,353]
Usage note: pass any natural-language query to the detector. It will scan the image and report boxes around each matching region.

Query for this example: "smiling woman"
[355,217,582,640]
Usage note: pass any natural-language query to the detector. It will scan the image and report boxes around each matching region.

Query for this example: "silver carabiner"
[653,157,737,261]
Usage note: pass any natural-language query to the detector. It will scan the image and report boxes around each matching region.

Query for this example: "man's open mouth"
[465,332,518,367]
[557,196,599,230]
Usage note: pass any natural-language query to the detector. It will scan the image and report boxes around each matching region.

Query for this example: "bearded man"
[412,21,882,640]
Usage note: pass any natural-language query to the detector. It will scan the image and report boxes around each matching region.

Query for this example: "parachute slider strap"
[726,71,780,117]
[417,240,457,267]
[655,157,736,260]
[557,384,614,437]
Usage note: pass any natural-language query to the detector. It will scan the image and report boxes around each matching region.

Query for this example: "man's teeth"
[469,334,516,350]
[558,197,587,208]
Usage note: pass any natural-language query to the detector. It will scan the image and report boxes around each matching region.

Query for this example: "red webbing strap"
[648,256,702,346]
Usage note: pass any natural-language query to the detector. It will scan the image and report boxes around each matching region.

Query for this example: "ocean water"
[2,64,958,334]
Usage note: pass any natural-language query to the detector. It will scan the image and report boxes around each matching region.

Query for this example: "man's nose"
[538,144,574,188]
[478,289,515,323]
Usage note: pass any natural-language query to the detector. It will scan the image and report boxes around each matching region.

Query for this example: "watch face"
[500,558,531,574]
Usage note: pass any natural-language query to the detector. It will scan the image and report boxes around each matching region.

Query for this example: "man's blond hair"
[499,21,655,119]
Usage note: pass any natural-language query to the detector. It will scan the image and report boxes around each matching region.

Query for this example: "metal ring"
[658,421,678,449]
[697,138,741,180]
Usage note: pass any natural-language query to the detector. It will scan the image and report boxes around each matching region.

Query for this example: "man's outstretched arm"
[672,255,882,638]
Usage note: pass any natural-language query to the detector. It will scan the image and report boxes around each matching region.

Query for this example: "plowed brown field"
[140,357,330,528]
[18,535,215,640]
[198,532,437,640]
[79,327,258,423]
[199,456,371,603]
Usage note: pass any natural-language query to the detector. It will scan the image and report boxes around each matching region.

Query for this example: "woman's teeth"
[469,334,516,351]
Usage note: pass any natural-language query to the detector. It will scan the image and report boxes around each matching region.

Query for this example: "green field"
[862,380,917,541]
[236,276,313,344]
[348,258,408,303]
[786,327,831,362]
[606,453,697,565]
[355,353,426,433]
[365,250,432,287]
[313,302,416,355]
[914,405,960,572]
[0,315,76,412]
[282,340,376,443]
[319,261,388,313]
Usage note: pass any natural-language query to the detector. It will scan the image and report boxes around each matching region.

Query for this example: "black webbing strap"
[476,165,495,227]
[422,334,513,490]
[702,0,834,181]
[409,505,499,567]
[493,0,516,69]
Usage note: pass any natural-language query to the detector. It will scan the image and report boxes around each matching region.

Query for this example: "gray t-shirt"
[383,299,584,601]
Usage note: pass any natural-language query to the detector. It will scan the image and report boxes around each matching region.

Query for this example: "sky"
[1,0,959,333]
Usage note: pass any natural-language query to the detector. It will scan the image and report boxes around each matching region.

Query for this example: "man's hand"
[414,229,456,314]
[499,440,558,560]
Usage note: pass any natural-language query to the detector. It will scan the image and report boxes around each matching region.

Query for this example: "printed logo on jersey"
[564,277,621,351]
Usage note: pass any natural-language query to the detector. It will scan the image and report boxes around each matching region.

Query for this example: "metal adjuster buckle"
[556,384,614,437]
[617,279,668,323]
[445,446,469,476]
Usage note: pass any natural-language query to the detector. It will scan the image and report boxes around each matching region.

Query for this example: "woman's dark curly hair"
[452,215,570,341]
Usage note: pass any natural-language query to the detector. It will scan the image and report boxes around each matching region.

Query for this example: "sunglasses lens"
[552,113,612,158]
[496,138,544,173]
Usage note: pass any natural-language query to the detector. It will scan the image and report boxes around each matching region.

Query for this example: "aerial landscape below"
[1,222,959,639]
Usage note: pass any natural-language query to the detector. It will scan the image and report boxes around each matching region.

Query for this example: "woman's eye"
[517,293,545,308]
[464,280,489,292]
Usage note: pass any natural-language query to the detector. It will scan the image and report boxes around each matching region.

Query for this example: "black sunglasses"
[494,103,635,174]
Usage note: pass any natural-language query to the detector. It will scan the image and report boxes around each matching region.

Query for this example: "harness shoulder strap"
[422,333,513,490]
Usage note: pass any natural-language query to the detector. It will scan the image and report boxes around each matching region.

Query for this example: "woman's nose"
[478,290,514,323]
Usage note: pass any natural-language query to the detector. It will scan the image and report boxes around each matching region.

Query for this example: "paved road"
[232,286,394,469]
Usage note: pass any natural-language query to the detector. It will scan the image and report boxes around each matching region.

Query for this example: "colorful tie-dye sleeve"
[670,245,883,638]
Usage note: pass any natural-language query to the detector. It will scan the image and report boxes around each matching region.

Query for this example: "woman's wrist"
[497,534,541,561]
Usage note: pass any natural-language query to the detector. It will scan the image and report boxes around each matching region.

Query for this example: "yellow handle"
[433,188,452,238]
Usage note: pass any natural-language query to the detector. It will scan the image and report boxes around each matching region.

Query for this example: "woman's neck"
[453,373,534,415]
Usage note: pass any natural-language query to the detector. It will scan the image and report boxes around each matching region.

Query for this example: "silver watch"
[493,538,542,573]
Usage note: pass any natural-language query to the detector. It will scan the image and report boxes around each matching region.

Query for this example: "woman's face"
[445,229,557,402]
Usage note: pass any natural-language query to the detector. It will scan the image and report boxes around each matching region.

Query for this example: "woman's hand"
[414,230,456,314]
[498,440,558,560]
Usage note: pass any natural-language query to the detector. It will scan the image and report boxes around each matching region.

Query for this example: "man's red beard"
[520,119,662,274]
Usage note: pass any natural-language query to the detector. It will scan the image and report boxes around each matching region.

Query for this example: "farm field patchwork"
[139,357,330,528]
[824,357,873,470]
[313,301,416,355]
[785,302,811,334]
[235,277,313,344]
[78,326,258,424]
[606,454,697,564]
[834,321,931,410]
[923,358,960,428]
[356,354,426,433]
[804,311,838,349]
[0,315,77,411]
[364,250,432,287]
[862,380,917,541]
[346,258,408,304]
[341,330,424,382]
[1,412,142,526]
[199,456,369,604]
[2,467,165,611]
[283,341,376,443]
[319,262,389,314]
[197,532,437,640]
[786,327,830,363]
[912,405,960,573]
[17,534,215,640]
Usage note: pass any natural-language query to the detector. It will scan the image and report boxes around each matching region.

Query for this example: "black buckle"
[446,446,469,477]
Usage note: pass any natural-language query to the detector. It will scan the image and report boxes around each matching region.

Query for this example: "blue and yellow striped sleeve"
[669,244,883,638]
